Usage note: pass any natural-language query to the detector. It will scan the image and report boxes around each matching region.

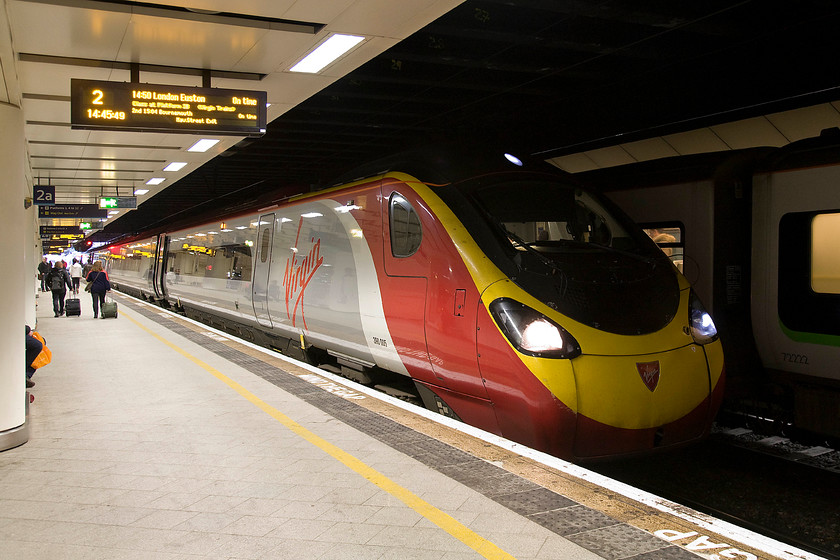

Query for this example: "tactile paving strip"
[126,299,699,559]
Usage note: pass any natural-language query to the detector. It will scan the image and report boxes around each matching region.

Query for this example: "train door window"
[390,193,422,257]
[642,223,684,272]
[259,226,271,263]
[811,213,840,294]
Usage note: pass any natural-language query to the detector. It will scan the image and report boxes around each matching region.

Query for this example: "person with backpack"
[45,261,73,317]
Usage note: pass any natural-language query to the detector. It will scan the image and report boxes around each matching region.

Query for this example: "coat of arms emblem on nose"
[636,361,660,392]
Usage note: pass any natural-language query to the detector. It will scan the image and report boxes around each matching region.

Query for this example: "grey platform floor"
[0,291,699,559]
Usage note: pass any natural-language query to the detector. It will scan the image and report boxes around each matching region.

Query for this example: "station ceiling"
[4,0,840,247]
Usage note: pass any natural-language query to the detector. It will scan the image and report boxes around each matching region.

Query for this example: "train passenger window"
[390,193,422,257]
[164,221,254,287]
[811,213,840,293]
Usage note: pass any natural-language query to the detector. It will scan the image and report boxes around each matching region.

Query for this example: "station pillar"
[0,102,29,451]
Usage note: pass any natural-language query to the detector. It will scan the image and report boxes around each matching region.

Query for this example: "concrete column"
[25,210,37,328]
[0,102,29,451]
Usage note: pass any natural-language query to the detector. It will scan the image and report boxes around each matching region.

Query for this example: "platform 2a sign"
[34,185,55,206]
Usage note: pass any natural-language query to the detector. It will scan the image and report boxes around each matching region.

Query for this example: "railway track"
[589,432,840,559]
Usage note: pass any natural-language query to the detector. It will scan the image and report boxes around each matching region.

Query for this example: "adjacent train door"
[252,213,275,327]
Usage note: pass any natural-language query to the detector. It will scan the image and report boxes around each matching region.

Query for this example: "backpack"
[30,331,51,369]
[50,273,63,290]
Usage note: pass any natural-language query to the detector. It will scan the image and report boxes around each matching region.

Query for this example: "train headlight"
[489,298,581,359]
[689,290,718,344]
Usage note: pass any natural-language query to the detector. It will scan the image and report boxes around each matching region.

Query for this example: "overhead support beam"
[15,0,323,34]
[18,53,265,81]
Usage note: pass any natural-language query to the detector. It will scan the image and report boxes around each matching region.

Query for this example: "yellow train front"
[399,152,725,461]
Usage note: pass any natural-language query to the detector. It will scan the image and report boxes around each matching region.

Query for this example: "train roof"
[324,143,567,188]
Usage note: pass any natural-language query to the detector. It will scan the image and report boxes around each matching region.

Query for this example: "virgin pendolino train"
[100,148,724,461]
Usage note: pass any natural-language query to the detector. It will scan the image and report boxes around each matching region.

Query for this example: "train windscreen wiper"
[498,224,569,278]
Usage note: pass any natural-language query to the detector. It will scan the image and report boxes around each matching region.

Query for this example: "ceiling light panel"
[290,34,365,74]
[188,139,220,152]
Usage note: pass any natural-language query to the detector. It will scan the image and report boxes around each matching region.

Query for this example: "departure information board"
[70,79,267,136]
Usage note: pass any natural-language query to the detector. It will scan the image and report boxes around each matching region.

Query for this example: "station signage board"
[70,79,267,136]
[34,185,55,205]
[50,233,85,241]
[38,204,108,219]
[42,239,71,252]
[99,196,137,209]
[40,225,82,237]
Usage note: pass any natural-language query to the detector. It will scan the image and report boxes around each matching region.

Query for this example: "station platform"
[0,291,822,560]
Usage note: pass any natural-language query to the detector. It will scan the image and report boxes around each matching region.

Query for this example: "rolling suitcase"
[101,298,118,319]
[65,298,81,316]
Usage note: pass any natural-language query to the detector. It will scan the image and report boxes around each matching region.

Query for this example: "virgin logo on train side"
[636,361,660,392]
[282,216,324,329]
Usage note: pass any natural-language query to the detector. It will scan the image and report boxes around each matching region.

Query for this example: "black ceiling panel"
[93,0,840,245]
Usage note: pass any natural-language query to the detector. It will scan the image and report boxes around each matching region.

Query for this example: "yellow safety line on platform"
[122,310,517,560]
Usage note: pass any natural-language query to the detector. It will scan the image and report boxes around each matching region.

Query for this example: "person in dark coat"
[45,261,73,317]
[85,260,111,319]
[37,257,50,292]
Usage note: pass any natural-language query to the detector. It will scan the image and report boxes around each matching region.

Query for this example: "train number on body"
[781,352,808,365]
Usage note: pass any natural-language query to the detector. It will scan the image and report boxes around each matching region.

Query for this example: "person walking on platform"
[45,261,72,317]
[69,259,83,295]
[85,261,111,319]
[37,257,50,292]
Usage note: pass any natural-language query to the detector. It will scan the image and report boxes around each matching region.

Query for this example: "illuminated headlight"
[689,290,718,344]
[489,298,581,359]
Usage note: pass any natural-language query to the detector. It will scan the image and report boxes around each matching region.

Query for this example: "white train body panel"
[752,166,840,382]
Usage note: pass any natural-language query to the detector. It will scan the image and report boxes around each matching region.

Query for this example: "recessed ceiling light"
[188,139,219,152]
[164,162,188,172]
[290,34,365,74]
[134,189,149,195]
[146,177,165,185]
[108,210,119,215]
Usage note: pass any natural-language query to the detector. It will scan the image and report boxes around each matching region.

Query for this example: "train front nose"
[569,343,724,459]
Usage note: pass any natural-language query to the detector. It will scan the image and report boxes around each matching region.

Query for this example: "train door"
[252,213,275,328]
[382,187,493,427]
[381,189,433,375]
[153,234,168,298]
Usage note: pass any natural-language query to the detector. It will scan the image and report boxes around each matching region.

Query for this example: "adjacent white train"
[582,131,840,443]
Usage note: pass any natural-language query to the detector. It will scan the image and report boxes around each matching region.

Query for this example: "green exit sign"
[79,222,91,230]
[99,196,137,209]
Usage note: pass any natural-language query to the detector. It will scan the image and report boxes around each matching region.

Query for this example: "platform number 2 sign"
[34,185,55,206]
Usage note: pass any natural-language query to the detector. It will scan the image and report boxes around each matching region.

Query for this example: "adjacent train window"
[811,213,840,293]
[390,193,422,257]
[778,210,840,336]
[642,223,685,272]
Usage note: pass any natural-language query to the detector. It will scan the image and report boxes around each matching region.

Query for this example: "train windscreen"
[442,174,680,335]
[469,179,657,258]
